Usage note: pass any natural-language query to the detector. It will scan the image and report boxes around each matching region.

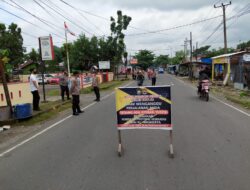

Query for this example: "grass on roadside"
[210,86,250,109]
[225,95,250,109]
[48,80,125,96]
[14,101,71,126]
[16,80,128,126]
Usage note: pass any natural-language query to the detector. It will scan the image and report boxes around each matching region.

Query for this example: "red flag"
[64,22,76,36]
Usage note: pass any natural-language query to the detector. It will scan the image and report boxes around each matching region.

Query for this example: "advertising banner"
[116,86,172,130]
[98,61,110,69]
[130,58,138,64]
[39,36,54,61]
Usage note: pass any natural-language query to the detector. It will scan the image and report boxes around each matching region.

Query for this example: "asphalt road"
[1,74,250,190]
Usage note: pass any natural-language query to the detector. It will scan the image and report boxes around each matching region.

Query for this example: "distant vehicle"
[37,74,53,84]
[158,67,164,74]
[48,76,60,85]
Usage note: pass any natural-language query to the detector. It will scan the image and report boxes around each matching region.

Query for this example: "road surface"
[0,74,250,190]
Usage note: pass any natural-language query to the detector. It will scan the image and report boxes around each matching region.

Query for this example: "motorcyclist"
[198,66,209,93]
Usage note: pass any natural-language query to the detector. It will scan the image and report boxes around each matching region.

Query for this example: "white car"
[37,74,53,84]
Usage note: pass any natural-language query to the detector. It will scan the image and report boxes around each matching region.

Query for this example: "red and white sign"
[130,58,138,64]
[39,36,54,61]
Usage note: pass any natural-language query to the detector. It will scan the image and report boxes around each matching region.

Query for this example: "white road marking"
[171,75,250,117]
[0,81,134,158]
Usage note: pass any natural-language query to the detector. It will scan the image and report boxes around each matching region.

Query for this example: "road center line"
[0,81,134,158]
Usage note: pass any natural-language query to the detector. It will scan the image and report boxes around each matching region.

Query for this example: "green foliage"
[193,45,210,57]
[45,46,63,72]
[135,50,155,69]
[171,50,185,65]
[69,34,98,71]
[110,10,132,64]
[28,48,39,64]
[154,55,169,67]
[0,23,23,67]
[237,40,250,50]
[206,48,234,57]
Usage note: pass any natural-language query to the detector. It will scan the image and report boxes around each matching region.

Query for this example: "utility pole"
[214,1,232,54]
[190,32,192,62]
[196,42,198,61]
[184,38,188,62]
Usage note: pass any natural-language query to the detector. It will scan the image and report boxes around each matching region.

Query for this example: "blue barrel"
[14,103,32,119]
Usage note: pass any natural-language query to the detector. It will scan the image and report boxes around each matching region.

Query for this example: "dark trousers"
[31,90,40,110]
[60,85,70,100]
[72,95,81,114]
[152,77,156,86]
[93,86,100,100]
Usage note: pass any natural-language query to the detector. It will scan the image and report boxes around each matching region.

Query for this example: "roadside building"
[211,51,250,89]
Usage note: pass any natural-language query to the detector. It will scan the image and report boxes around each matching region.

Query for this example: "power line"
[5,0,63,31]
[201,6,250,46]
[38,0,93,36]
[0,6,65,39]
[43,0,96,34]
[125,15,222,37]
[58,0,106,36]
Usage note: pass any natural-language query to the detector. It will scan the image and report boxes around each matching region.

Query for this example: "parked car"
[37,74,53,84]
[48,76,60,84]
[158,67,164,74]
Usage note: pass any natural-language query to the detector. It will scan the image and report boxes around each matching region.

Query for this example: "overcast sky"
[1,0,250,56]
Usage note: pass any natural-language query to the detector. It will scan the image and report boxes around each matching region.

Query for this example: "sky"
[0,0,250,57]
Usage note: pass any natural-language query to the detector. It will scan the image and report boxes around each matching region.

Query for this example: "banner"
[39,36,54,61]
[98,61,110,69]
[130,58,138,64]
[116,86,172,130]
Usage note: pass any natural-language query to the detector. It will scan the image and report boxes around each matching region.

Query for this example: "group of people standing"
[29,68,101,116]
[133,68,157,86]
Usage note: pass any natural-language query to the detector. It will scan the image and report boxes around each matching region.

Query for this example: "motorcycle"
[197,79,210,101]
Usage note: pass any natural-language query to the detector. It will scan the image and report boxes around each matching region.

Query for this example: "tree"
[154,55,170,68]
[0,23,23,67]
[206,47,234,57]
[45,46,63,72]
[70,34,91,71]
[171,50,185,65]
[110,10,132,65]
[0,49,12,114]
[135,50,155,70]
[193,45,210,57]
[237,40,250,50]
[28,48,39,64]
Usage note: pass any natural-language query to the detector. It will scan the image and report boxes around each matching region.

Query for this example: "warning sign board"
[116,86,172,130]
[39,36,54,61]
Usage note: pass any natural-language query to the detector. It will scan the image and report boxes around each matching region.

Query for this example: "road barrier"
[115,85,174,158]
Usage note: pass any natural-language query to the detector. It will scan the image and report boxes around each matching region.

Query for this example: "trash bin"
[14,103,32,119]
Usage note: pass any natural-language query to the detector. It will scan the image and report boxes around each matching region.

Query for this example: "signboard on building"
[98,61,110,69]
[130,58,138,64]
[39,36,54,61]
[116,86,172,130]
[243,54,250,62]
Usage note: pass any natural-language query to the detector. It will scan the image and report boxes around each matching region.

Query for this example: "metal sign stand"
[117,129,174,158]
[117,130,123,157]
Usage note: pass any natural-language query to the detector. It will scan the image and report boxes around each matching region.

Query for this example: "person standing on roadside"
[151,68,157,86]
[59,71,70,101]
[92,69,100,102]
[29,68,40,111]
[70,71,83,116]
[137,70,144,86]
